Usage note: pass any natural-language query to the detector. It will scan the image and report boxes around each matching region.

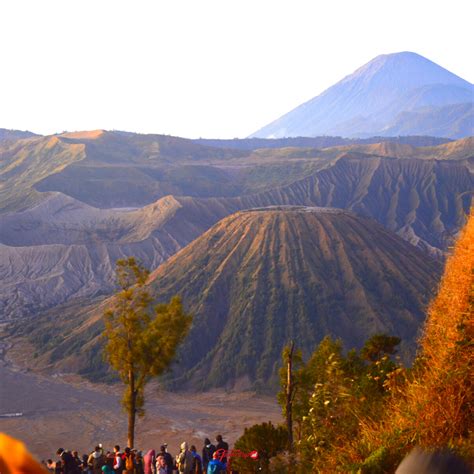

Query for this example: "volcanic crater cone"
[147,206,441,390]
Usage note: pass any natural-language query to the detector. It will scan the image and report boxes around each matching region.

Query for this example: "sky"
[1,0,473,139]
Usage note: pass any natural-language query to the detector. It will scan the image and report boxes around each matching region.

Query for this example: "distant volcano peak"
[251,52,473,139]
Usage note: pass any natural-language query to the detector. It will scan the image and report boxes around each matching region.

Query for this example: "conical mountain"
[146,207,441,390]
[251,52,474,138]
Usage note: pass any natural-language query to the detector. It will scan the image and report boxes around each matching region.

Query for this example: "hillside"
[0,135,86,212]
[0,134,471,319]
[147,208,441,389]
[0,193,229,319]
[2,130,469,215]
[19,208,441,389]
[251,52,474,139]
[228,152,473,255]
[0,128,38,142]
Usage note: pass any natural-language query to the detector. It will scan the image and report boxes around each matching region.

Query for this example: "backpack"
[125,454,134,471]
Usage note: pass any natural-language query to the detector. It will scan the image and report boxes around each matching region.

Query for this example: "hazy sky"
[1,0,473,138]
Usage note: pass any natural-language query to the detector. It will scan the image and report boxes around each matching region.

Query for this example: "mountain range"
[1,132,472,320]
[251,52,473,139]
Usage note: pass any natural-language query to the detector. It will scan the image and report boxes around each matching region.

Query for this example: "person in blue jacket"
[206,452,226,473]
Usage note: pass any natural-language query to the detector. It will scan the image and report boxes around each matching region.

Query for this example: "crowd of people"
[42,435,230,474]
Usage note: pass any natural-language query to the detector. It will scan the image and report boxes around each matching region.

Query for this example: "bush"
[232,422,288,473]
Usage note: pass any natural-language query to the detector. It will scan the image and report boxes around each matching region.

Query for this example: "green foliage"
[358,446,389,474]
[360,334,401,362]
[278,334,402,472]
[232,422,288,473]
[103,257,192,446]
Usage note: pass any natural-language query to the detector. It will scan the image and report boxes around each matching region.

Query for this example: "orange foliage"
[380,208,473,453]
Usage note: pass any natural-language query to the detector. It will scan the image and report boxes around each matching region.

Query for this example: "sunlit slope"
[0,136,86,212]
[144,208,441,389]
[34,131,249,206]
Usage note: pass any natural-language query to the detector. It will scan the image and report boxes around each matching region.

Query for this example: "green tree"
[277,335,402,471]
[103,257,192,447]
[277,336,343,443]
[232,422,288,473]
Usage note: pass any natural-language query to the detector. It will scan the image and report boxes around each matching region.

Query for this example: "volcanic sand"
[0,341,281,461]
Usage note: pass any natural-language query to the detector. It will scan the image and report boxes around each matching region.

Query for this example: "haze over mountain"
[13,208,441,390]
[251,52,474,139]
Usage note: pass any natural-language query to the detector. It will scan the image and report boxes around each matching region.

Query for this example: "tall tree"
[103,257,192,447]
[285,341,295,451]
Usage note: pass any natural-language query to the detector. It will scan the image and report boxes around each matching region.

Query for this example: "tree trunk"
[286,341,295,451]
[128,369,136,448]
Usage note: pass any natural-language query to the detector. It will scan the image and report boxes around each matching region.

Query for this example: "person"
[72,451,82,470]
[88,446,105,474]
[158,445,174,474]
[55,459,64,474]
[134,451,144,474]
[81,454,91,473]
[46,459,56,472]
[122,448,134,474]
[58,448,80,474]
[113,446,123,474]
[206,452,226,474]
[214,436,228,464]
[143,449,156,474]
[177,442,194,474]
[201,439,215,472]
[155,455,167,474]
[190,446,203,474]
[101,457,115,474]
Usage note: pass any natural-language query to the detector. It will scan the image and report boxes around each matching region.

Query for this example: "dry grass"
[357,207,474,468]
